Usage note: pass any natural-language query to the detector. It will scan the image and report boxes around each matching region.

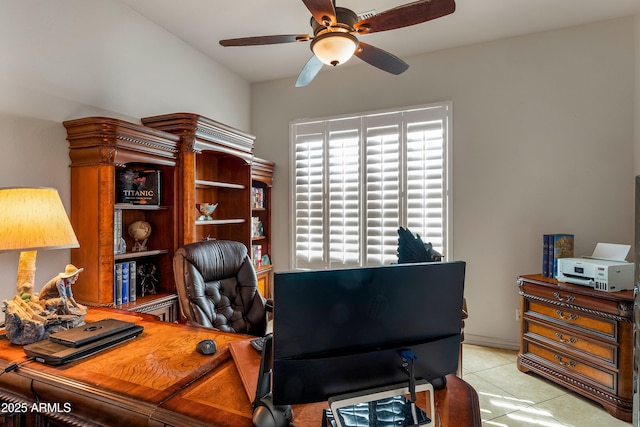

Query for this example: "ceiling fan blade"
[220,34,311,47]
[355,42,409,75]
[355,0,456,34]
[296,55,324,87]
[301,0,337,26]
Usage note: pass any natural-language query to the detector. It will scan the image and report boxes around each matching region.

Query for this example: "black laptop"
[23,318,144,365]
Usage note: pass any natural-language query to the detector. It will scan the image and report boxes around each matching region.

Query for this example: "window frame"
[289,101,453,270]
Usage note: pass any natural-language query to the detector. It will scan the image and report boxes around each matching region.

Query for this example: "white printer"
[556,243,634,292]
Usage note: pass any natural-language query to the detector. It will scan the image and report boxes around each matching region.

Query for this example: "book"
[121,262,129,304]
[544,234,574,278]
[252,187,265,209]
[114,263,123,306]
[252,245,262,267]
[116,169,161,205]
[542,234,551,277]
[114,209,125,254]
[129,261,137,302]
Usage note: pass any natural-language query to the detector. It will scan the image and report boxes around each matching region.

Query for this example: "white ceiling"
[119,0,640,83]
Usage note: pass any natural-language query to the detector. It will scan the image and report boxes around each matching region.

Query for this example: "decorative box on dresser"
[64,117,180,322]
[517,274,633,421]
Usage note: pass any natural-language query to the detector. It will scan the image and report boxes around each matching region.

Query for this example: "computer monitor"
[271,260,466,406]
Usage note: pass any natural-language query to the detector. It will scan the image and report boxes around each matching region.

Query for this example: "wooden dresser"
[517,274,633,421]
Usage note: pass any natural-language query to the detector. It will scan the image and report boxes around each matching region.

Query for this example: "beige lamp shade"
[0,187,79,252]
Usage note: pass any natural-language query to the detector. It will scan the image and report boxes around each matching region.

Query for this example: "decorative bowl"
[196,203,218,221]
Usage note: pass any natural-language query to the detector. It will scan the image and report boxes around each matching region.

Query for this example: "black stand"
[252,334,294,427]
[324,350,433,427]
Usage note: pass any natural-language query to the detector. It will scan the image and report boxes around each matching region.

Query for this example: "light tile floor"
[461,344,632,426]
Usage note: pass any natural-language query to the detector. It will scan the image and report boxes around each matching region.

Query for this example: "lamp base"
[16,250,37,296]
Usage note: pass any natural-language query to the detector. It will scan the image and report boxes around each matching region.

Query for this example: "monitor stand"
[323,349,435,427]
[325,380,435,427]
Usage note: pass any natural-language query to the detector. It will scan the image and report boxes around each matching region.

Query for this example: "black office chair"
[173,239,269,336]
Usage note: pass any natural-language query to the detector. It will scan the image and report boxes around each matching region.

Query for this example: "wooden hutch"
[64,117,181,321]
[64,114,275,321]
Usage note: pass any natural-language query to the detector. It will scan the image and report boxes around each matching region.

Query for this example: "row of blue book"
[542,234,574,278]
[114,261,137,306]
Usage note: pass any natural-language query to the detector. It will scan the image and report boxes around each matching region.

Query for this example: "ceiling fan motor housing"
[310,7,359,35]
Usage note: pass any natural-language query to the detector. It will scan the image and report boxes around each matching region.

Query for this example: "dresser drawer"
[523,340,617,394]
[519,281,628,318]
[526,300,617,340]
[523,318,617,367]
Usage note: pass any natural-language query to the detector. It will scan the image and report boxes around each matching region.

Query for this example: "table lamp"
[0,187,79,294]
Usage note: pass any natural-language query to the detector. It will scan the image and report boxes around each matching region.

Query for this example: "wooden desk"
[0,309,481,426]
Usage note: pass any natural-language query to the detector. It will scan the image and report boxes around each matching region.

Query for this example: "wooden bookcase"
[64,114,275,321]
[251,157,275,298]
[141,113,255,249]
[64,117,180,320]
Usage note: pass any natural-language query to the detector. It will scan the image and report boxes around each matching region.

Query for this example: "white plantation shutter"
[405,108,447,253]
[291,102,451,269]
[328,118,361,267]
[365,113,401,265]
[293,122,325,270]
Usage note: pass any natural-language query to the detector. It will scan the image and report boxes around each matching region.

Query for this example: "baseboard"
[463,333,519,351]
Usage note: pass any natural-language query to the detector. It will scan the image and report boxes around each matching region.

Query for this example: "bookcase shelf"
[195,179,246,190]
[115,204,169,211]
[114,249,169,261]
[195,219,245,226]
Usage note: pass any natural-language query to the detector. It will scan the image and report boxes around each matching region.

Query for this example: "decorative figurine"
[3,264,87,345]
[128,220,152,252]
[38,264,87,316]
[196,203,218,221]
[138,262,158,297]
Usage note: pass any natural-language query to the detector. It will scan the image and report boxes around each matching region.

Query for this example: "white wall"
[636,14,640,175]
[0,1,251,305]
[251,17,636,348]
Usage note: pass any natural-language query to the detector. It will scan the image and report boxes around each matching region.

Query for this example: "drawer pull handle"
[555,310,578,321]
[555,333,578,344]
[554,354,577,368]
[553,292,575,303]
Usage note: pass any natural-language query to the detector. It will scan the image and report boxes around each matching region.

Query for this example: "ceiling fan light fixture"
[311,32,358,67]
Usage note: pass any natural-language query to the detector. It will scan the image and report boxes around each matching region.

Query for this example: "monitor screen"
[272,260,466,405]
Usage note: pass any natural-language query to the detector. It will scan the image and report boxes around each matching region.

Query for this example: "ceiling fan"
[219,0,456,87]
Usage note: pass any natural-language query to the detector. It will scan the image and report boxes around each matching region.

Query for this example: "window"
[291,102,452,270]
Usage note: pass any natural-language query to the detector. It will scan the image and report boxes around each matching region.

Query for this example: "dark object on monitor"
[24,319,144,365]
[252,334,294,427]
[397,227,442,263]
[272,261,465,406]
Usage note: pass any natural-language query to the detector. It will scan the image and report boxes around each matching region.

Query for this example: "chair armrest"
[265,298,274,312]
